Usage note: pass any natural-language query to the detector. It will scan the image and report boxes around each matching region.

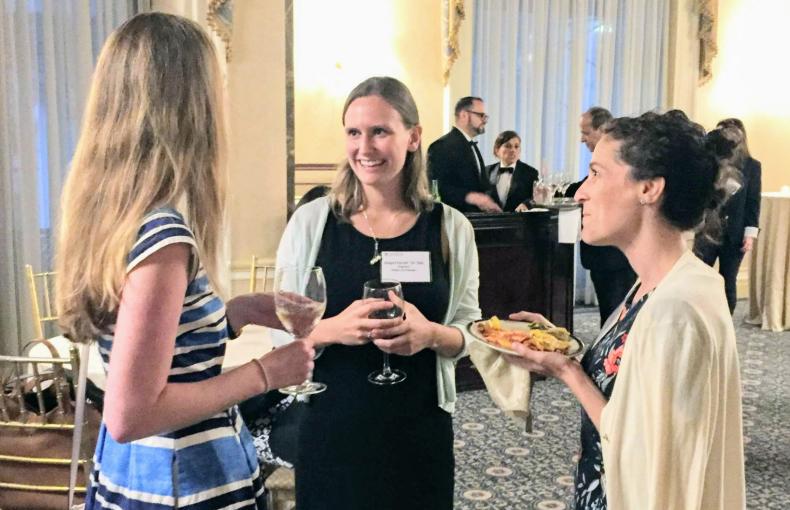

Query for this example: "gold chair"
[0,342,99,509]
[23,266,108,392]
[25,265,58,340]
[248,255,276,293]
[249,256,295,508]
[265,466,296,510]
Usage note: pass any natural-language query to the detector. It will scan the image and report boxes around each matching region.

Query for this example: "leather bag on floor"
[0,339,100,510]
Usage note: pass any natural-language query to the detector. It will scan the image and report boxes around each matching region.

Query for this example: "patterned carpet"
[453,301,790,509]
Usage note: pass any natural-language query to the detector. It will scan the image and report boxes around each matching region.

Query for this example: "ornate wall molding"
[207,0,233,61]
[694,0,718,84]
[442,0,466,85]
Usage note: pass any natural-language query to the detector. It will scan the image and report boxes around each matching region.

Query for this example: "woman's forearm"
[106,361,267,443]
[430,323,465,357]
[560,361,607,430]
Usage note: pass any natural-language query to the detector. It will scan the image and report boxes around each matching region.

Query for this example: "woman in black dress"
[274,76,481,509]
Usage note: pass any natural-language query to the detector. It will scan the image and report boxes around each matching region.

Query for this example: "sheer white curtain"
[0,1,146,353]
[471,0,669,305]
[471,0,669,177]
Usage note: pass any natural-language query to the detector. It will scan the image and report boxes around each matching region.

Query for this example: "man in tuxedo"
[566,106,637,325]
[427,97,502,213]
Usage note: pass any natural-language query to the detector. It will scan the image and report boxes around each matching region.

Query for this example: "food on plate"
[477,316,571,353]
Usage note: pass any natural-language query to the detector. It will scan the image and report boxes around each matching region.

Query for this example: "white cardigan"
[274,197,482,413]
[598,250,745,509]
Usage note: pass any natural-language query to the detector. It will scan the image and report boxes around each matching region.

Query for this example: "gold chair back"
[25,265,58,340]
[249,255,276,293]
[0,342,99,508]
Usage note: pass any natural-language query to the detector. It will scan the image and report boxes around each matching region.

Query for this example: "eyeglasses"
[465,110,489,121]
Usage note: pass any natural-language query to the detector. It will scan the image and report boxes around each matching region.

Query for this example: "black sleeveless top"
[295,205,454,510]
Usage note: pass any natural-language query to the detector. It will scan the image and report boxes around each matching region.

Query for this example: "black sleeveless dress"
[295,205,454,510]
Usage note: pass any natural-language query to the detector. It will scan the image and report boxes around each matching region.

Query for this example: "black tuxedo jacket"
[565,177,632,272]
[427,127,492,213]
[485,160,539,211]
[721,157,761,245]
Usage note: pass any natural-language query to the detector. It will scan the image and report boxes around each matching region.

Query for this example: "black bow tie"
[498,166,514,175]
[469,140,478,146]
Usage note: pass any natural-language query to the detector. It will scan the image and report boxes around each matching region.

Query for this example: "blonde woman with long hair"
[56,13,313,509]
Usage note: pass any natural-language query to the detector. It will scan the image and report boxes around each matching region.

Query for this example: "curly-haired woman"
[505,112,745,510]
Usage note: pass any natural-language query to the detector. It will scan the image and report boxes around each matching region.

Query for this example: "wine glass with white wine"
[274,266,327,395]
[364,279,406,385]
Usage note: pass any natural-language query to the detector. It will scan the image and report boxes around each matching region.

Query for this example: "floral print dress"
[574,285,651,510]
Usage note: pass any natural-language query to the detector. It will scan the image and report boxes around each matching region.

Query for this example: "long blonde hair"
[331,77,433,221]
[56,13,227,342]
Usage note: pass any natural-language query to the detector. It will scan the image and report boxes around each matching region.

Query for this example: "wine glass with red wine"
[274,266,327,395]
[364,279,406,385]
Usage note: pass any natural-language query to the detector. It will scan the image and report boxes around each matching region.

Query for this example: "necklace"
[360,208,416,265]
[361,209,383,265]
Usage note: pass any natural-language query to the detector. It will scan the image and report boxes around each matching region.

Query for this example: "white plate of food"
[467,316,585,357]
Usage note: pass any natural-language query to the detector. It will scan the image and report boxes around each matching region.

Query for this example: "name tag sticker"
[380,251,431,283]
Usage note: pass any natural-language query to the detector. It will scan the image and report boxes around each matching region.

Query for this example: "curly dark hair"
[603,112,721,231]
[665,109,706,135]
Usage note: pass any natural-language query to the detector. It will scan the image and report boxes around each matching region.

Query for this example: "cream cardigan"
[598,250,745,509]
[274,197,481,413]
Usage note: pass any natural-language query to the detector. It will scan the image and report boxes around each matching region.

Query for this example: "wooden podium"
[456,210,575,391]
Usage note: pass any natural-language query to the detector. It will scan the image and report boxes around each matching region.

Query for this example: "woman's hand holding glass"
[225,292,281,334]
[372,294,437,356]
[363,281,407,385]
[274,266,327,395]
[256,340,315,391]
[503,311,573,379]
[312,299,403,346]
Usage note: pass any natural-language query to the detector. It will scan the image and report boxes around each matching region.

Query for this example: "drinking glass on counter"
[274,266,327,395]
[363,279,406,385]
[533,179,552,205]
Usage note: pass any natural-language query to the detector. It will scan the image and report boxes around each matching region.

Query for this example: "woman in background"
[485,130,539,212]
[275,76,480,509]
[56,13,313,508]
[505,112,744,509]
[694,118,762,314]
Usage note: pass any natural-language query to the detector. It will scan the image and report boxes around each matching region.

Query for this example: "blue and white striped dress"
[85,208,265,509]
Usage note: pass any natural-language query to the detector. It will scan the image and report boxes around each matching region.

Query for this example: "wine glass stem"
[382,353,393,376]
[295,335,314,387]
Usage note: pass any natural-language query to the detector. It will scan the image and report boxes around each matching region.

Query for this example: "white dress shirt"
[492,162,514,205]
